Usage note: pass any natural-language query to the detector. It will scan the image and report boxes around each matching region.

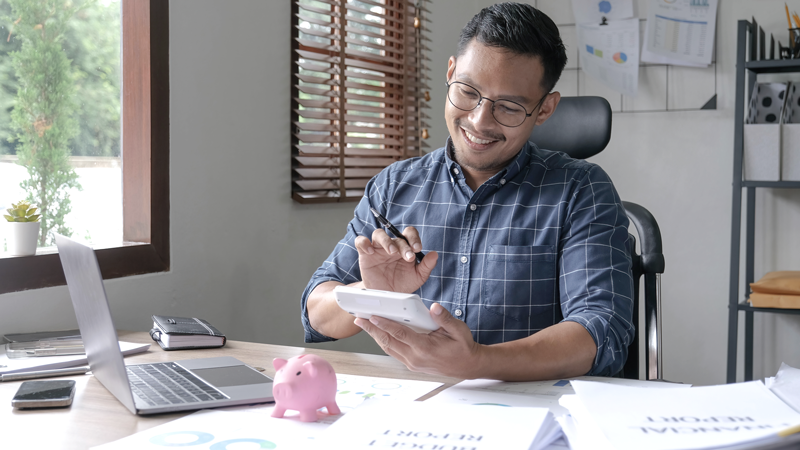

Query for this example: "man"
[301,2,634,381]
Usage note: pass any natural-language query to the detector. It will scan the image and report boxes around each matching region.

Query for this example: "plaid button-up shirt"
[301,139,634,376]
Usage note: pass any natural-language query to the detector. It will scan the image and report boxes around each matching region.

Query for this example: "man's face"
[445,40,559,185]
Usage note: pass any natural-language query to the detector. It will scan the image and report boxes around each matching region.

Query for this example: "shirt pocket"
[481,245,558,326]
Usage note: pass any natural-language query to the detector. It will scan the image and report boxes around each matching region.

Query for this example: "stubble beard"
[451,118,511,174]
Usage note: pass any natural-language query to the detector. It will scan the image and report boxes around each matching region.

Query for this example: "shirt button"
[500,179,506,185]
[455,309,463,317]
[453,168,460,175]
[469,204,477,211]
[460,256,468,263]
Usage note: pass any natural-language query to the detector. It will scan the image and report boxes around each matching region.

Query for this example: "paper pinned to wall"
[644,0,718,66]
[571,0,634,25]
[577,18,640,97]
[641,20,711,67]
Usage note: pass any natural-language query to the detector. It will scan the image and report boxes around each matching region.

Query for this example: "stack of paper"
[315,400,562,450]
[91,373,446,449]
[0,341,150,375]
[427,376,691,417]
[766,362,800,413]
[560,380,800,450]
[91,409,328,450]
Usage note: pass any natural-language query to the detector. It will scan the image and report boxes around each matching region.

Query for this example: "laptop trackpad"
[191,365,272,387]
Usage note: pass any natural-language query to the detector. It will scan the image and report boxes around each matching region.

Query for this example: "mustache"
[454,119,505,142]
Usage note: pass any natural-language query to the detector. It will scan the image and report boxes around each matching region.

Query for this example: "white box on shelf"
[744,124,781,181]
[782,121,800,181]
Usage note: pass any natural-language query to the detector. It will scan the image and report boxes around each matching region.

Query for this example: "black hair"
[456,2,568,93]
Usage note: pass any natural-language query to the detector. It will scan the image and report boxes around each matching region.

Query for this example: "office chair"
[529,96,665,381]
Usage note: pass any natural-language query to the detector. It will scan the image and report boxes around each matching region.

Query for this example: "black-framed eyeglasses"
[445,80,548,128]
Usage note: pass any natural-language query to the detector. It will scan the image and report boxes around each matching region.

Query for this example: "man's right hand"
[307,227,437,340]
[354,227,438,293]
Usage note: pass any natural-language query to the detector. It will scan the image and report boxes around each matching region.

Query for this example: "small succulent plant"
[4,200,41,223]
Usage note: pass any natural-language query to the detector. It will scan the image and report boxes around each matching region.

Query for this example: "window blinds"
[291,0,431,203]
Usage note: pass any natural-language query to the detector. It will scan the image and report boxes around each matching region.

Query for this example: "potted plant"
[4,200,41,256]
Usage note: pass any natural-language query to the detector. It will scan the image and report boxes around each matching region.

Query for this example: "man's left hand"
[354,303,482,379]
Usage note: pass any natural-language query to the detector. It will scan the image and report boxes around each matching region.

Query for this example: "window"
[0,0,169,294]
[291,0,431,203]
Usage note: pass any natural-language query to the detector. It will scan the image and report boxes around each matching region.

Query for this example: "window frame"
[0,0,169,295]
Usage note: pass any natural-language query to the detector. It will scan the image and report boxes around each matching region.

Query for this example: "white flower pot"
[7,222,40,256]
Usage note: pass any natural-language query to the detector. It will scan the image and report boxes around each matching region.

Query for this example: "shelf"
[733,301,800,315]
[744,59,800,73]
[728,20,800,383]
[741,180,800,188]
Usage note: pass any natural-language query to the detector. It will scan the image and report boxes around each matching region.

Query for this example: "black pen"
[369,207,426,263]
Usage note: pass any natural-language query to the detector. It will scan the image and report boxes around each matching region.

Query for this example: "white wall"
[1,0,798,386]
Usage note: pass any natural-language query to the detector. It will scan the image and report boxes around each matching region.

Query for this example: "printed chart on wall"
[577,18,640,97]
[571,0,634,25]
[645,0,719,66]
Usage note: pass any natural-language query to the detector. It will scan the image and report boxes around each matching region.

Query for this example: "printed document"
[577,18,640,96]
[0,341,149,375]
[316,400,561,450]
[645,0,718,66]
[568,380,800,450]
[571,0,634,25]
[430,376,690,418]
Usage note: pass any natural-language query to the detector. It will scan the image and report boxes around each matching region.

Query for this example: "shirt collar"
[443,137,532,186]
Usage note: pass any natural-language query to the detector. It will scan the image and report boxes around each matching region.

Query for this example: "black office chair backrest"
[529,96,665,381]
[529,96,612,159]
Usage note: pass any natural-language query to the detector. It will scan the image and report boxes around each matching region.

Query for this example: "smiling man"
[301,2,634,381]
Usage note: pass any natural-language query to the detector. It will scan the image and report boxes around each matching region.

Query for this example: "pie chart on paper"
[613,52,627,64]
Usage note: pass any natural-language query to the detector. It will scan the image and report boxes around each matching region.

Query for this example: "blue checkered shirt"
[301,139,634,376]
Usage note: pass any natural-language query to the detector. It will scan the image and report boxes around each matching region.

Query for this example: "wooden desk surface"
[0,332,459,450]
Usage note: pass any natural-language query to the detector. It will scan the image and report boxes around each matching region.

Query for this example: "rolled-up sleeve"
[300,179,383,343]
[558,165,634,376]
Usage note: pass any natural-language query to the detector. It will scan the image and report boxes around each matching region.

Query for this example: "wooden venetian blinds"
[291,0,431,203]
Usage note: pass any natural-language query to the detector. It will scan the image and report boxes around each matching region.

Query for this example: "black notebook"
[149,315,226,350]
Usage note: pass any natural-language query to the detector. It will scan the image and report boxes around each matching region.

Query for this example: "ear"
[304,361,318,377]
[446,56,457,82]
[534,91,561,126]
[273,358,287,371]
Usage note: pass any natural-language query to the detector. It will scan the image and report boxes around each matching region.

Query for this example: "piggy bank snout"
[272,383,293,401]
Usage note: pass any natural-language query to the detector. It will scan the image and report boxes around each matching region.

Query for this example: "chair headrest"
[528,96,612,160]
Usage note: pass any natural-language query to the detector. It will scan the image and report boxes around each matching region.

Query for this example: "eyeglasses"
[445,80,547,128]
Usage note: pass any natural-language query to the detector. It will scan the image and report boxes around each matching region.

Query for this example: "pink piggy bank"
[270,354,341,422]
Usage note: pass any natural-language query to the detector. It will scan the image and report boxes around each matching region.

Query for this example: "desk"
[0,332,459,450]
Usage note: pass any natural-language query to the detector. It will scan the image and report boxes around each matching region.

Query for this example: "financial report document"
[645,0,718,66]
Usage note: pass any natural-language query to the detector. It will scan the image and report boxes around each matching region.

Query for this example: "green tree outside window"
[2,0,121,246]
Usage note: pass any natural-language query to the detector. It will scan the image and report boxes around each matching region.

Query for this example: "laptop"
[54,234,274,415]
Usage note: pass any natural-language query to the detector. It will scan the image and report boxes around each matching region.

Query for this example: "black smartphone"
[11,380,76,409]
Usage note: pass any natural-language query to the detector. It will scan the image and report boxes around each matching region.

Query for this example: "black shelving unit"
[726,20,800,383]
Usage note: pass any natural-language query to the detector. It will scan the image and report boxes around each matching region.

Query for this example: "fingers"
[416,251,438,279]
[354,235,375,256]
[429,302,474,341]
[371,228,416,263]
[401,226,423,254]
[355,316,414,360]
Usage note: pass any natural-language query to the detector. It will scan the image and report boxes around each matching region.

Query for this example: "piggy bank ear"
[303,361,318,377]
[273,358,288,371]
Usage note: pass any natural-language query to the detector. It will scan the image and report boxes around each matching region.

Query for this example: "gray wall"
[0,0,798,386]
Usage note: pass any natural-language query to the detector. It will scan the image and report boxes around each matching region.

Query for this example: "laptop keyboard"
[127,362,228,406]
